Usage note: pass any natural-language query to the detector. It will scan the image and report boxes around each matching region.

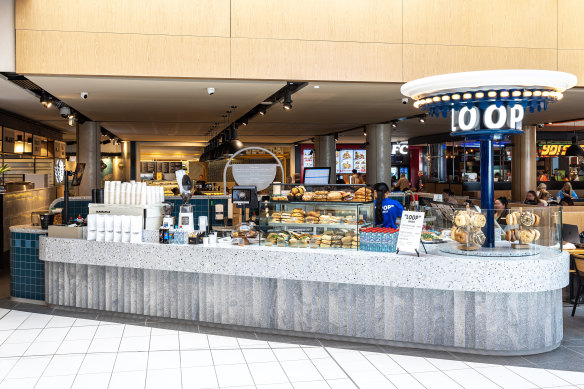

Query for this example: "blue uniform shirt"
[375,198,404,228]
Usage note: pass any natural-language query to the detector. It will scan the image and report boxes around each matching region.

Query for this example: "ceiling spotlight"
[68,114,76,127]
[363,128,367,137]
[240,118,248,126]
[313,85,320,89]
[418,115,426,123]
[40,93,52,108]
[259,107,266,115]
[390,121,398,128]
[283,90,293,110]
[334,133,339,142]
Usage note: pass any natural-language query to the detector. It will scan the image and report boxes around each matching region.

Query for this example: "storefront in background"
[300,143,410,182]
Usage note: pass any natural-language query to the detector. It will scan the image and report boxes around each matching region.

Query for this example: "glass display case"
[259,184,374,250]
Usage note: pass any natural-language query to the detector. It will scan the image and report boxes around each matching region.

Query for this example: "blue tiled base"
[10,232,45,301]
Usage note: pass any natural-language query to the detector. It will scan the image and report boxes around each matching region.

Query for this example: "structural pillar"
[480,139,495,248]
[365,123,392,185]
[76,121,101,196]
[314,135,336,184]
[511,125,537,202]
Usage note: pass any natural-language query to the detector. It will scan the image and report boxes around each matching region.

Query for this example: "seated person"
[557,182,578,200]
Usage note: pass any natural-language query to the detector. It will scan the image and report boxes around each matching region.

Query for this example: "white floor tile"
[445,368,501,389]
[507,365,571,387]
[302,347,329,360]
[65,326,98,341]
[311,358,347,380]
[363,353,407,375]
[292,381,333,389]
[109,370,146,389]
[94,324,125,339]
[35,327,69,343]
[257,384,294,389]
[248,361,290,385]
[211,349,246,365]
[269,341,301,349]
[113,351,148,372]
[273,348,309,362]
[180,349,214,367]
[6,356,51,379]
[242,348,278,363]
[326,379,358,388]
[389,354,439,373]
[0,357,19,380]
[411,371,464,389]
[547,369,584,385]
[215,363,254,387]
[345,369,396,389]
[207,334,240,349]
[5,329,41,344]
[0,330,13,344]
[17,314,52,330]
[45,316,76,328]
[78,352,117,374]
[43,354,85,377]
[237,337,270,349]
[24,341,61,356]
[280,360,324,382]
[145,368,181,389]
[335,358,376,373]
[0,308,10,319]
[72,318,101,327]
[0,312,30,330]
[326,348,367,363]
[150,328,175,337]
[122,325,151,338]
[182,365,218,388]
[119,336,150,352]
[148,334,179,351]
[147,350,181,370]
[179,332,209,350]
[0,342,30,357]
[386,373,426,389]
[425,357,470,371]
[71,372,111,389]
[0,377,37,389]
[35,374,76,389]
[56,339,91,354]
[476,366,538,389]
[88,337,121,353]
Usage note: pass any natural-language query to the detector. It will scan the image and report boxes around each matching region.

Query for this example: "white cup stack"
[100,181,165,205]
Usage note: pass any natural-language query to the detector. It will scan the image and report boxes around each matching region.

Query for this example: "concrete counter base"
[43,259,564,355]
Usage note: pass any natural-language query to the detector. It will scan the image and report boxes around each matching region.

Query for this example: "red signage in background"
[539,144,584,157]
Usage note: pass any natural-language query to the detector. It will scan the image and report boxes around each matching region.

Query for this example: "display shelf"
[269,200,372,205]
[263,222,370,229]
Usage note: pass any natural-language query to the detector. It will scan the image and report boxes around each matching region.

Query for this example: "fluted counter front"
[39,237,569,355]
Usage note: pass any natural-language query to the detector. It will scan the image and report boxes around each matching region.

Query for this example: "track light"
[68,114,76,127]
[334,133,339,142]
[418,115,426,123]
[283,90,293,110]
[391,121,398,128]
[40,93,52,108]
[259,107,266,115]
[240,118,248,126]
[363,129,367,137]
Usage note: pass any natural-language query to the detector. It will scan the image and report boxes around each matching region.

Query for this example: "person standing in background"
[395,174,410,191]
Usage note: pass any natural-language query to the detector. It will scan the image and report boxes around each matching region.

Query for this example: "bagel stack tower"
[451,205,487,251]
[504,207,541,248]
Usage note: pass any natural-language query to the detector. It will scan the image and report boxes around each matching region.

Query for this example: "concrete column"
[314,135,336,184]
[511,125,537,202]
[121,141,131,182]
[365,123,392,185]
[76,121,101,196]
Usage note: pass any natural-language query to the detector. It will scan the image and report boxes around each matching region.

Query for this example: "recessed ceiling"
[1,74,583,144]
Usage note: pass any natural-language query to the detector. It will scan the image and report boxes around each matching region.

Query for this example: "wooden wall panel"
[403,0,557,49]
[403,45,558,81]
[15,0,230,37]
[16,30,230,78]
[558,0,584,49]
[231,0,402,43]
[558,50,584,86]
[231,38,402,82]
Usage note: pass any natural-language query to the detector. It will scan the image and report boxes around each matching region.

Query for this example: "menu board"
[353,150,366,173]
[302,149,314,168]
[32,136,42,156]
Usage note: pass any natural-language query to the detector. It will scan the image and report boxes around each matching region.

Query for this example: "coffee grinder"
[178,174,195,232]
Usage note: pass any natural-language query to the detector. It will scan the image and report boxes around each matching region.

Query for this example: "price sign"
[433,194,443,202]
[396,211,425,254]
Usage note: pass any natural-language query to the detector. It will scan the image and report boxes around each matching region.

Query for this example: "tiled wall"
[10,232,46,301]
[53,197,230,230]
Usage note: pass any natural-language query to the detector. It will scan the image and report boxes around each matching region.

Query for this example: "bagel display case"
[259,184,374,250]
[422,204,563,257]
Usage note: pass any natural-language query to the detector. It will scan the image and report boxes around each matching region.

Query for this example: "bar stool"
[572,254,584,317]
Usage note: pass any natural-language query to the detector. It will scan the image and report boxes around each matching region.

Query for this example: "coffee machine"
[162,203,174,227]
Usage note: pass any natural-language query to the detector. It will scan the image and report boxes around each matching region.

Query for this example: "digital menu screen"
[303,149,314,168]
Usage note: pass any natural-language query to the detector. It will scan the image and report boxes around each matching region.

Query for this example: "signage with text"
[451,105,524,133]
[539,144,584,157]
[396,211,425,254]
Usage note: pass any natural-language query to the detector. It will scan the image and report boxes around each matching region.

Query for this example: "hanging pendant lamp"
[565,136,584,157]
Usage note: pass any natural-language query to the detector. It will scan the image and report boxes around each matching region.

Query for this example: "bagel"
[519,229,534,244]
[532,229,541,241]
[519,212,536,227]
[470,214,486,228]
[454,212,469,227]
[533,214,540,227]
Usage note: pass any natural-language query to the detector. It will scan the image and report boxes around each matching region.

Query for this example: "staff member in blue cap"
[373,182,404,229]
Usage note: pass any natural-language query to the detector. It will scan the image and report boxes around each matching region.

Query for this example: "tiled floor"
[0,299,581,389]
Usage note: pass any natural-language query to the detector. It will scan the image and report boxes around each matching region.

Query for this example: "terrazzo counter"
[39,237,569,355]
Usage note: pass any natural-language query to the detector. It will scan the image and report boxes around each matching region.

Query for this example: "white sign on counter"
[396,211,425,255]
